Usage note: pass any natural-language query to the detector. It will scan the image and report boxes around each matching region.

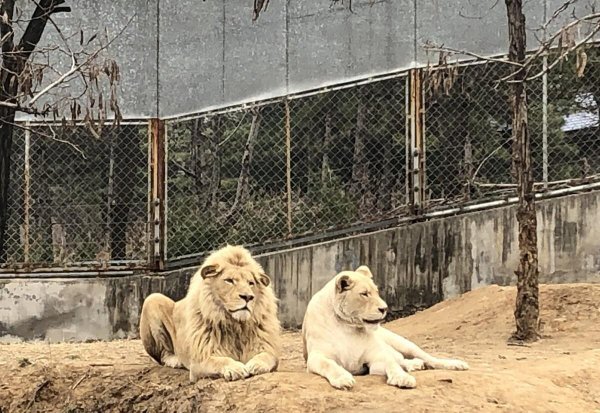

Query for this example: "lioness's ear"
[257,272,271,287]
[200,264,221,279]
[336,274,353,293]
[355,265,373,279]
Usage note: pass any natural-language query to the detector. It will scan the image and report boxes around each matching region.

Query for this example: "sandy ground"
[1,283,599,413]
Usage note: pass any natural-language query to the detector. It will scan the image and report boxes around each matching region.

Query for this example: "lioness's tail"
[139,293,176,365]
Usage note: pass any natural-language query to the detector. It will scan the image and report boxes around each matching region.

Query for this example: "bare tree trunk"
[320,111,333,183]
[105,130,115,258]
[506,0,540,342]
[377,134,394,212]
[0,0,71,261]
[110,126,140,260]
[191,117,222,212]
[350,90,370,207]
[463,132,473,201]
[0,110,15,263]
[224,109,262,225]
[209,117,222,212]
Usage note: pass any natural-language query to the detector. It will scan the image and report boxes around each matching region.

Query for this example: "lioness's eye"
[249,281,255,286]
[225,279,234,285]
[361,292,369,297]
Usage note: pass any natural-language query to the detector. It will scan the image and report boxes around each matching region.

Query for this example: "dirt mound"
[1,283,599,413]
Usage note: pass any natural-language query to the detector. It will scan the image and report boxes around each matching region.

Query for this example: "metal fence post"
[23,123,31,263]
[149,118,166,270]
[407,68,426,215]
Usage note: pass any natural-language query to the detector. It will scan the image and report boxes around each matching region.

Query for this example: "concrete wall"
[15,0,599,120]
[2,190,600,342]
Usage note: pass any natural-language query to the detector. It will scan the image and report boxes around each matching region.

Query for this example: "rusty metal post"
[407,69,426,215]
[149,119,166,270]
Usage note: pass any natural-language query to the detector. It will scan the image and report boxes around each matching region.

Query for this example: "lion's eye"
[225,279,234,285]
[249,281,256,287]
[361,292,369,297]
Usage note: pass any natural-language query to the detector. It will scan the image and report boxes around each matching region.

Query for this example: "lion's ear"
[200,264,221,279]
[336,274,354,293]
[257,272,271,287]
[355,265,373,279]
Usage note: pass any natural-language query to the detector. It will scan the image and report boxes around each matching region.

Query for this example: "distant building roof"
[561,93,598,132]
[562,111,599,132]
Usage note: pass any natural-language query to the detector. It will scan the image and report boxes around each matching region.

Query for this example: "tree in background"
[0,0,123,261]
[425,0,600,341]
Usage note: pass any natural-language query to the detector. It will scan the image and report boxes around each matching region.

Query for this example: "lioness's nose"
[378,306,388,315]
[239,294,254,302]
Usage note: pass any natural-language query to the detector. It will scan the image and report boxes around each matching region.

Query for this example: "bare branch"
[524,23,600,81]
[422,42,524,67]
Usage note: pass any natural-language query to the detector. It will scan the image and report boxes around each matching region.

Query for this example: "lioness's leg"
[366,347,416,389]
[388,346,425,372]
[306,351,355,390]
[139,293,182,368]
[245,351,278,376]
[189,356,250,382]
[377,327,469,371]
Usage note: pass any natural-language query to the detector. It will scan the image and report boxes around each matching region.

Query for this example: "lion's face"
[200,263,271,322]
[333,265,388,329]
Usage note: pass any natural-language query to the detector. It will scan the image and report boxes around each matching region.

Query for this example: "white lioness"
[302,266,469,390]
[140,245,281,382]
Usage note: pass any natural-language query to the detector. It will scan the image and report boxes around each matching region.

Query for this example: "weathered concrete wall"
[15,0,599,120]
[2,190,600,342]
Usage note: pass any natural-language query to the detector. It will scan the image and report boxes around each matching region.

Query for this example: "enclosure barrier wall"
[3,47,600,272]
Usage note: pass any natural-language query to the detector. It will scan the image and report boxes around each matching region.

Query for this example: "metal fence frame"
[3,44,600,273]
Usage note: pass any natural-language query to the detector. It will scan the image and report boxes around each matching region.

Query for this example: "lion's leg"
[189,356,250,382]
[377,327,469,371]
[306,351,355,390]
[245,351,278,377]
[139,293,182,368]
[366,346,416,389]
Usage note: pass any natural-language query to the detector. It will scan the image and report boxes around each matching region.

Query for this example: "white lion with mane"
[302,265,468,390]
[140,245,281,382]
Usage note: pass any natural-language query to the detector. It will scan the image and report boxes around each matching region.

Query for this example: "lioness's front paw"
[400,358,425,372]
[328,371,355,390]
[222,361,250,381]
[245,359,272,377]
[432,358,469,371]
[387,372,417,389]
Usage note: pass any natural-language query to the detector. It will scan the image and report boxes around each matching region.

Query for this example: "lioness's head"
[333,265,388,329]
[200,262,271,322]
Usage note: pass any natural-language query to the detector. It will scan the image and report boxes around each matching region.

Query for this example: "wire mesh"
[3,45,600,269]
[165,76,408,259]
[2,123,149,269]
[423,48,600,209]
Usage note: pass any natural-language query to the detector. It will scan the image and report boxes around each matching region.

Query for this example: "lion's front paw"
[222,361,250,381]
[162,354,184,369]
[387,371,417,389]
[431,358,469,371]
[400,358,425,372]
[245,359,272,377]
[328,371,356,390]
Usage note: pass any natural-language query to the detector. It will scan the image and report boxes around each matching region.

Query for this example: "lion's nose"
[378,306,388,315]
[239,294,254,302]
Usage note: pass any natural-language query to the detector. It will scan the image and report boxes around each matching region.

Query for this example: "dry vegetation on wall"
[1,284,599,412]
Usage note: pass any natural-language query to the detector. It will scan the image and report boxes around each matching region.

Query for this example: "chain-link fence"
[3,46,600,269]
[165,77,408,259]
[2,123,149,270]
[424,48,600,209]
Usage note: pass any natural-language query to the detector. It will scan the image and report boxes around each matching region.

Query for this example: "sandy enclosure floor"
[1,283,600,413]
